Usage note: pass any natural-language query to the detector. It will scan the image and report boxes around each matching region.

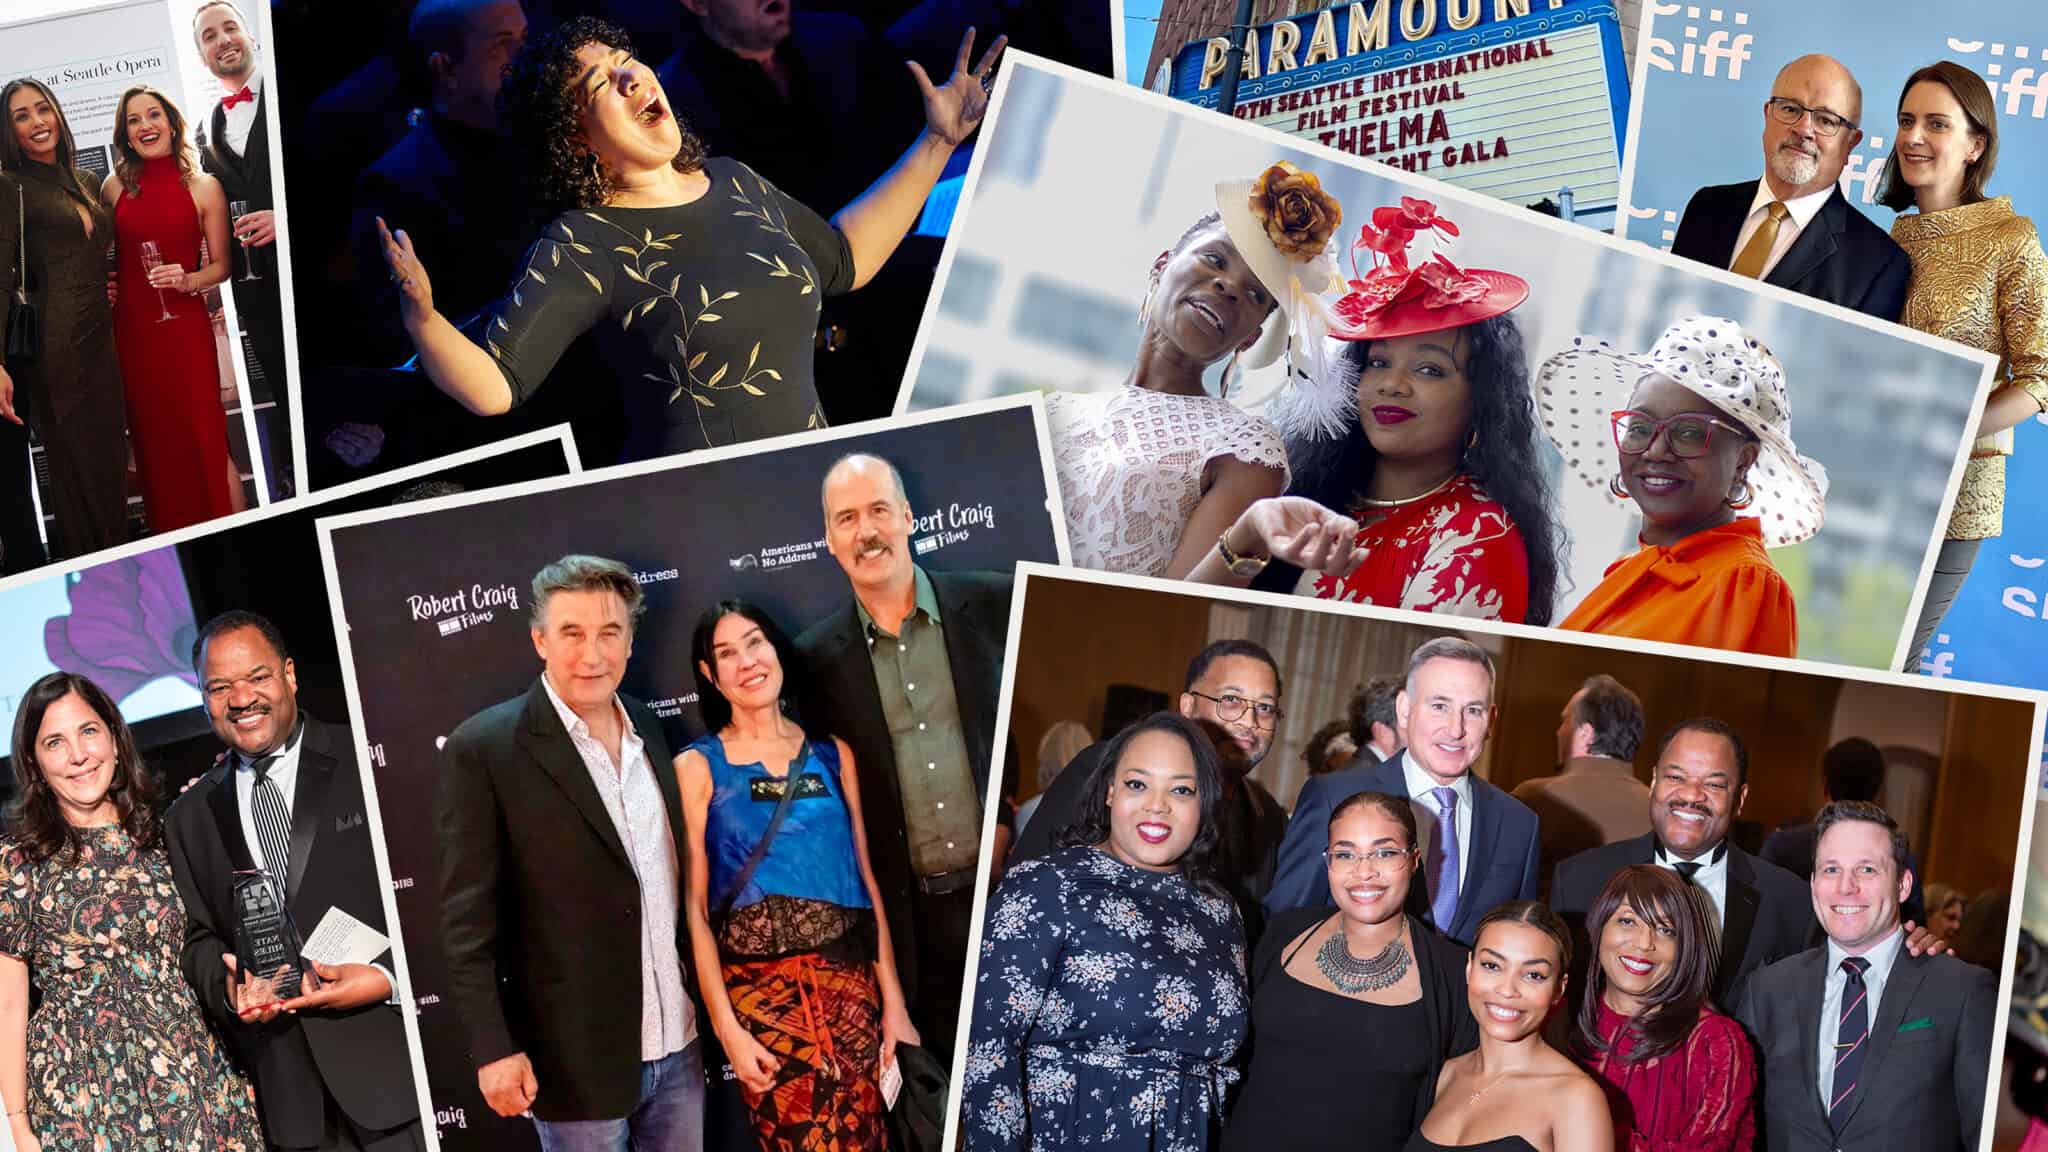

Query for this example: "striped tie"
[1830,956,1871,1128]
[250,754,292,901]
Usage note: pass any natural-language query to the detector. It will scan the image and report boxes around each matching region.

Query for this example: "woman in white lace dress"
[1048,163,1344,577]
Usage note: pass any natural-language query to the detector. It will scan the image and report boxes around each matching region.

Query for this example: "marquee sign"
[1170,0,1631,214]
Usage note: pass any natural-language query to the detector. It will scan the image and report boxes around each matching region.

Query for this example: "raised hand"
[908,28,1008,148]
[375,217,435,326]
[1238,496,1368,577]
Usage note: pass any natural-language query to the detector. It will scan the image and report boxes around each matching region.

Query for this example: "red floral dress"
[1302,473,1531,622]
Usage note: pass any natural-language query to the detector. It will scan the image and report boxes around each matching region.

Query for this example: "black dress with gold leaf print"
[481,156,855,461]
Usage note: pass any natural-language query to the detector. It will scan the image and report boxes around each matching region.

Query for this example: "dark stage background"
[272,0,1112,487]
[323,405,1053,1149]
[0,436,576,803]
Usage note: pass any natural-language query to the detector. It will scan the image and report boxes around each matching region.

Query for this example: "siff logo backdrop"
[323,405,1057,1151]
[1620,1,2048,688]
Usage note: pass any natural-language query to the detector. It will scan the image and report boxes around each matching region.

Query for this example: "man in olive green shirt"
[795,453,1013,1059]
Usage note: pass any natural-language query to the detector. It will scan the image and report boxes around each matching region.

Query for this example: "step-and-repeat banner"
[324,405,1057,1150]
[1620,1,2048,688]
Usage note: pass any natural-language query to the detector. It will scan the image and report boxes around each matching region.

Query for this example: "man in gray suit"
[1736,801,1994,1152]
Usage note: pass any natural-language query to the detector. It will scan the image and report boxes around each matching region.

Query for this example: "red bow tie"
[222,86,255,110]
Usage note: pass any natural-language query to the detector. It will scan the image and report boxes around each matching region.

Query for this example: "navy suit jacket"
[1736,944,1994,1152]
[1670,180,1911,322]
[1264,751,1540,946]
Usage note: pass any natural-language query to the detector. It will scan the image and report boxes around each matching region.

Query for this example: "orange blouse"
[1558,518,1796,657]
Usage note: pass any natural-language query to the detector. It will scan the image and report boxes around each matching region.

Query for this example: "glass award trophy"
[232,869,305,998]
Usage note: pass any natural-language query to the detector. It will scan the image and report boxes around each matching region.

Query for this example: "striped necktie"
[249,753,292,900]
[1830,955,1871,1128]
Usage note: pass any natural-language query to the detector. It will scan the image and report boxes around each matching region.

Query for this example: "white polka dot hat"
[1535,315,1829,547]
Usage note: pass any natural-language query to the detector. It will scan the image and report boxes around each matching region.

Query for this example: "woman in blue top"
[675,599,915,1151]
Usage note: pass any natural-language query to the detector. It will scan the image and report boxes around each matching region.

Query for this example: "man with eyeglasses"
[1265,636,1539,948]
[1009,638,1291,941]
[1670,53,1910,321]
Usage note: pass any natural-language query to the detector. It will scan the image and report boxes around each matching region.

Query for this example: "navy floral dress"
[0,830,262,1151]
[963,846,1248,1151]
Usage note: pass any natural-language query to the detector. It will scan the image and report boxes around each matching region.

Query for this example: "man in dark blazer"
[438,556,703,1148]
[1553,718,1815,1008]
[1736,801,1993,1152]
[192,0,294,493]
[1009,639,1292,944]
[1266,637,1540,947]
[167,611,424,1151]
[1669,53,1909,321]
[794,453,1010,1060]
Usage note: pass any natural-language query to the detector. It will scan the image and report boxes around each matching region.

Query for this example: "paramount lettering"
[1198,0,1562,90]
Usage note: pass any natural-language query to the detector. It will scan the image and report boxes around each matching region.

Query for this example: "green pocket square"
[1898,1017,1935,1033]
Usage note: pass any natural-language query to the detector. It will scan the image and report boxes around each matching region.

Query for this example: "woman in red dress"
[1186,198,1563,625]
[101,85,237,533]
[1574,865,1756,1152]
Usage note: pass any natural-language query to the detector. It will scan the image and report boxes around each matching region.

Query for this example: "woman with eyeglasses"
[1223,790,1476,1152]
[962,712,1247,1151]
[1878,61,2048,669]
[1536,316,1827,657]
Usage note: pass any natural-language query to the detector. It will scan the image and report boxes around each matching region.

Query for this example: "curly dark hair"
[1056,711,1229,899]
[1281,313,1565,624]
[500,16,706,217]
[6,672,162,865]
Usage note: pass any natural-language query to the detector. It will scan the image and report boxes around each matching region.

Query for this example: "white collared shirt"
[540,674,697,1059]
[1728,178,1835,279]
[233,719,303,879]
[220,72,263,157]
[1654,839,1730,927]
[1816,925,1906,1110]
[1402,752,1473,894]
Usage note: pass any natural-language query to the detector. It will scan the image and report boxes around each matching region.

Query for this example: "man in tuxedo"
[1265,637,1540,947]
[1512,674,1651,893]
[193,0,294,493]
[1670,54,1910,320]
[1737,801,1993,1152]
[437,556,702,1149]
[1552,718,1815,1007]
[1007,638,1292,941]
[793,453,1011,1059]
[166,611,424,1151]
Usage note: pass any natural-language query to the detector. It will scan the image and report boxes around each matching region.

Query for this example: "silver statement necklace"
[1315,925,1410,994]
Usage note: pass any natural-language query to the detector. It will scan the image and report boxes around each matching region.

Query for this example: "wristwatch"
[1215,532,1270,578]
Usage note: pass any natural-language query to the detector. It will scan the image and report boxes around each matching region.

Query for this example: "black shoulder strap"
[712,744,805,919]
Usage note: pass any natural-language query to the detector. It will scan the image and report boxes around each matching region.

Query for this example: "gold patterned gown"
[1891,195,2048,540]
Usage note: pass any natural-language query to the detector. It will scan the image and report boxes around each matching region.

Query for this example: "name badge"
[750,773,828,802]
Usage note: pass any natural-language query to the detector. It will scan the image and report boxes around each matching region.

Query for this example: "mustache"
[856,534,890,555]
[225,703,271,722]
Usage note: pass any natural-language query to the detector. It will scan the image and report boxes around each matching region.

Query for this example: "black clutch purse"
[6,182,39,366]
[885,1041,950,1152]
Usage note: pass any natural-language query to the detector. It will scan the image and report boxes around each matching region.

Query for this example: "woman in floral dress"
[963,711,1248,1151]
[0,672,262,1152]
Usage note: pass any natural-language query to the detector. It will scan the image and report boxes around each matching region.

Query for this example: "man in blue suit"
[1265,636,1540,946]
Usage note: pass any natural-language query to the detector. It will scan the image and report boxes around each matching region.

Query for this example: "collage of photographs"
[0,0,2043,1150]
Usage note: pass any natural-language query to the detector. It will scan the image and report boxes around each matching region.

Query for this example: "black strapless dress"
[1402,1131,1538,1152]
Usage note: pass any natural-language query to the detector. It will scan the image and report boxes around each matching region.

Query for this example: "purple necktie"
[1430,786,1460,930]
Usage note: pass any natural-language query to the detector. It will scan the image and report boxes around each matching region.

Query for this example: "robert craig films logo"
[912,499,997,557]
[408,581,521,638]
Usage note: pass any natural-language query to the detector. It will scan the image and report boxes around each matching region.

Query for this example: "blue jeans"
[532,1041,705,1152]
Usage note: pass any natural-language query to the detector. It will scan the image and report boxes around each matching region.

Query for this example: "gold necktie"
[1730,201,1790,279]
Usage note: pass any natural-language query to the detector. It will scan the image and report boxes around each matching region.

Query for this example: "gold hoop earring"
[1726,480,1754,510]
[1609,473,1630,500]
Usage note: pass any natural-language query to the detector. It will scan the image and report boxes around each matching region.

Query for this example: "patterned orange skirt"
[722,952,886,1152]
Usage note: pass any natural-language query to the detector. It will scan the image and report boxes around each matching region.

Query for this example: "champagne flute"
[138,240,173,322]
[229,200,260,281]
